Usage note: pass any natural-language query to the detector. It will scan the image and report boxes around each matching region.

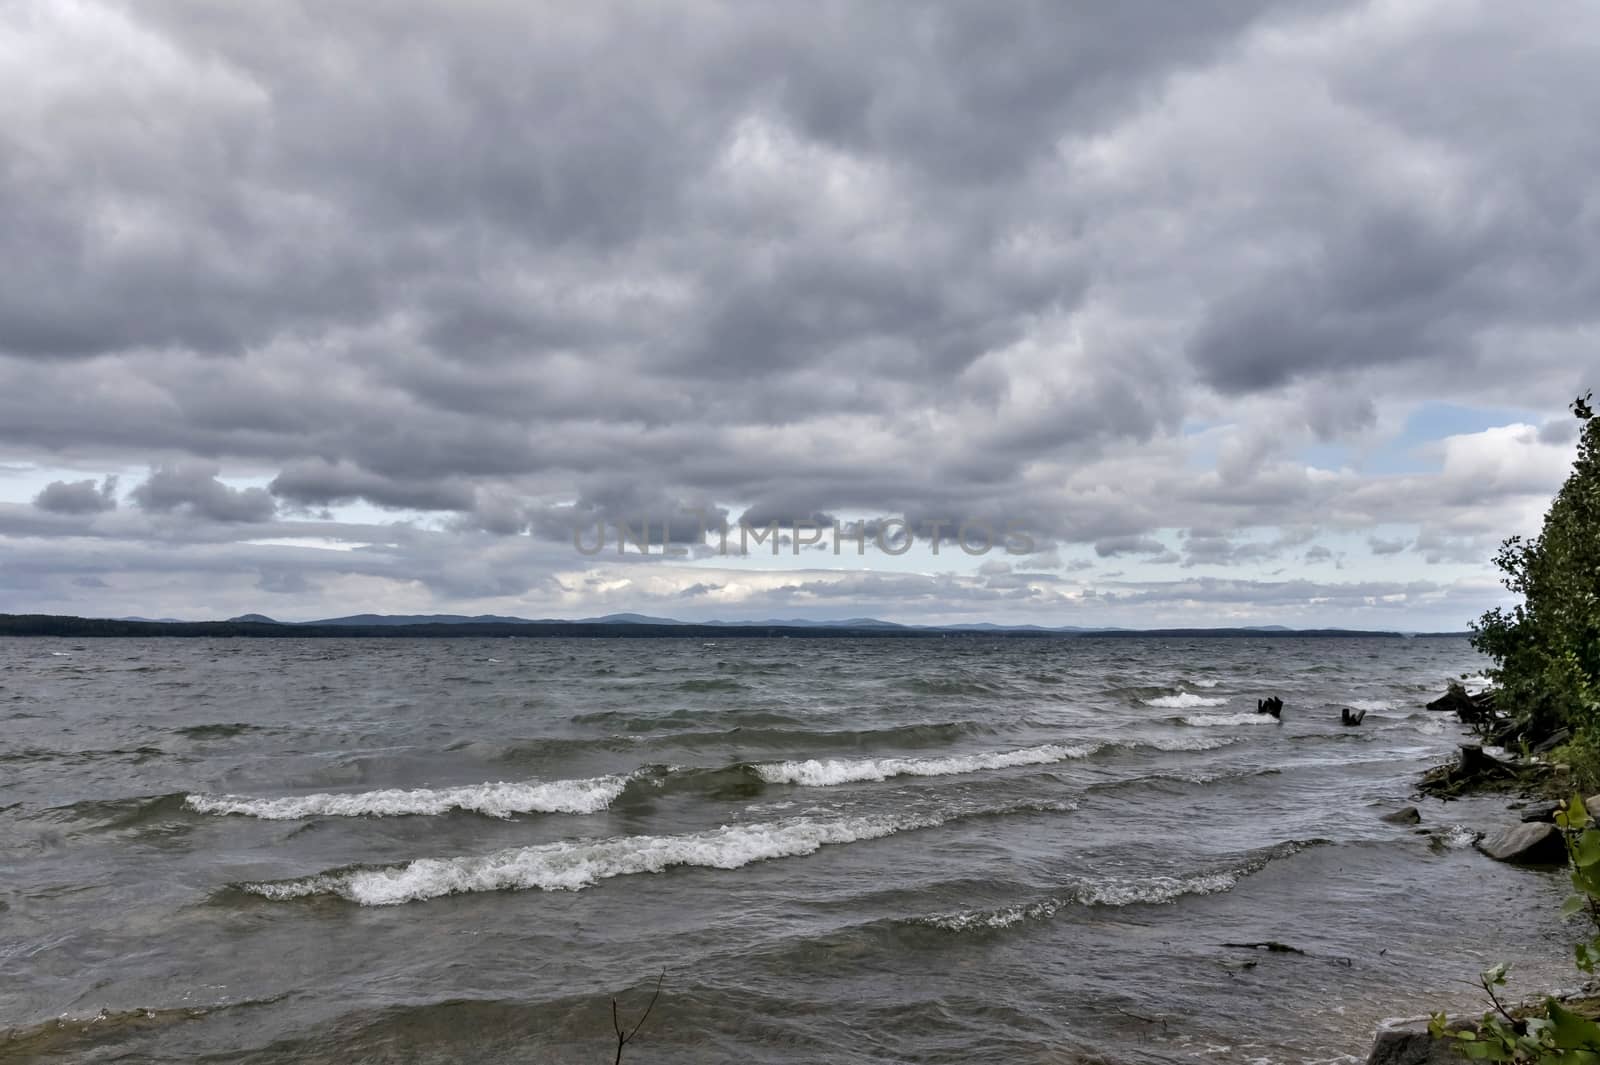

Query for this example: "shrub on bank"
[1471,394,1600,787]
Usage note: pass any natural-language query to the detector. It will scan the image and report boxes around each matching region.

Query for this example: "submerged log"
[1222,940,1305,954]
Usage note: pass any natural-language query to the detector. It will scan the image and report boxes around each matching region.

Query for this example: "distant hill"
[305,613,540,626]
[706,616,904,629]
[297,611,685,627]
[0,612,1466,640]
[578,613,682,625]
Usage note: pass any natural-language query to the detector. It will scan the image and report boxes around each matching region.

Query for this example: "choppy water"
[0,636,1578,1064]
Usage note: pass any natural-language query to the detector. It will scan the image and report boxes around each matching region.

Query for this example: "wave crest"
[917,839,1325,932]
[186,773,634,820]
[245,812,949,905]
[753,743,1098,787]
[1144,692,1229,709]
[1179,712,1281,727]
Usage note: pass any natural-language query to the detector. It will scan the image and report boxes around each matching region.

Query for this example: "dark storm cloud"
[0,2,1327,488]
[34,476,118,514]
[131,464,276,523]
[270,460,475,513]
[736,508,839,531]
[1,0,1597,621]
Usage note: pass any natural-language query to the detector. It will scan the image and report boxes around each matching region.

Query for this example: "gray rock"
[1476,821,1567,864]
[1521,800,1561,823]
[1365,1017,1461,1065]
[1381,806,1422,825]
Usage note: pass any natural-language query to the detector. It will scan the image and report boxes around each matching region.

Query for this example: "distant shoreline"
[0,613,1471,640]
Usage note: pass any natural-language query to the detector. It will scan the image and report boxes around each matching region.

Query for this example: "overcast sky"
[1,0,1595,629]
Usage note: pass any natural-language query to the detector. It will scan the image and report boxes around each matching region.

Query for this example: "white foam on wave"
[246,811,950,905]
[186,773,634,820]
[1180,712,1280,727]
[1348,699,1392,712]
[1435,824,1481,849]
[1189,678,1221,688]
[922,872,1242,931]
[1145,692,1228,709]
[918,840,1322,932]
[1136,734,1238,752]
[752,743,1098,787]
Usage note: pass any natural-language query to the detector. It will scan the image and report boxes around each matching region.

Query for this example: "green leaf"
[1547,1000,1600,1051]
[1573,830,1600,868]
[1564,894,1590,918]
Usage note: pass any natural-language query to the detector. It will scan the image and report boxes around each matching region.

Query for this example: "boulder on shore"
[1381,806,1422,825]
[1476,821,1567,864]
[1365,1017,1461,1065]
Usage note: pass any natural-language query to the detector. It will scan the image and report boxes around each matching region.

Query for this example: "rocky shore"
[1362,682,1596,1064]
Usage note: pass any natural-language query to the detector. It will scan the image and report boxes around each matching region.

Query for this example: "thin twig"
[1479,975,1518,1026]
[612,970,666,1065]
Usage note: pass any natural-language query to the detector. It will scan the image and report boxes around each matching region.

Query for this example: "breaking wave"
[1179,712,1281,727]
[242,804,1056,905]
[1144,692,1229,709]
[915,839,1326,932]
[186,773,635,820]
[753,743,1097,787]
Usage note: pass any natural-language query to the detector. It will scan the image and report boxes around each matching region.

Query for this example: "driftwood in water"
[1257,696,1284,719]
[1340,707,1367,727]
[1222,941,1305,955]
[1426,681,1496,724]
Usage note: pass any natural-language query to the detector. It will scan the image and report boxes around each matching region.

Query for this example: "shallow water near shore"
[0,636,1578,1063]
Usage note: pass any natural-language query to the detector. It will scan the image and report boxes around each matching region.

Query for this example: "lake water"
[0,636,1578,1063]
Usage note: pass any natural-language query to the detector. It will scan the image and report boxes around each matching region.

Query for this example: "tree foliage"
[1471,394,1600,753]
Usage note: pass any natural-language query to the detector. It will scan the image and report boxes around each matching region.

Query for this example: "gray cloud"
[1368,536,1409,556]
[34,476,118,514]
[0,0,1595,624]
[1094,535,1167,558]
[270,460,475,513]
[131,464,277,523]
